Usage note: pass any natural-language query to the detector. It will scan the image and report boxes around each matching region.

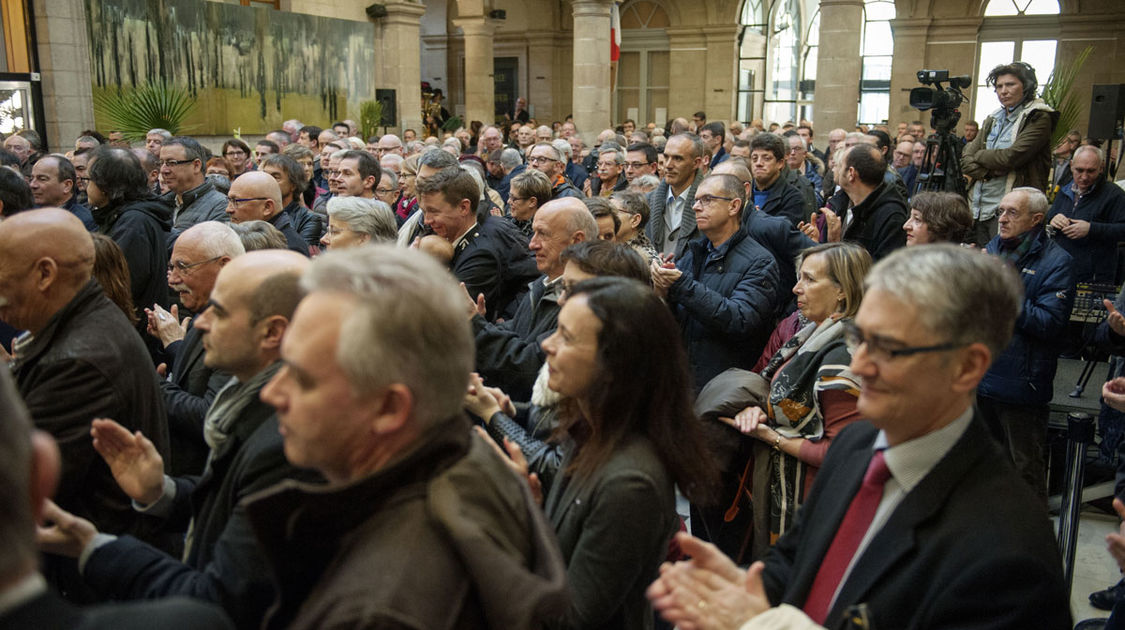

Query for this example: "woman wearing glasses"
[729,242,871,541]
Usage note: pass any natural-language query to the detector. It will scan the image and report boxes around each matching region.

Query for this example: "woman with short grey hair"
[320,196,398,250]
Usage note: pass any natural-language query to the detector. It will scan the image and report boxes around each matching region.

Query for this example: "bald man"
[37,250,320,627]
[473,198,598,400]
[1,209,170,591]
[226,171,308,256]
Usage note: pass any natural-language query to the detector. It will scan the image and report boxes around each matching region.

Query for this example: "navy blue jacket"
[63,195,98,231]
[670,228,782,390]
[566,161,589,192]
[1046,178,1125,284]
[496,163,526,204]
[752,173,807,229]
[742,208,816,315]
[980,229,1075,405]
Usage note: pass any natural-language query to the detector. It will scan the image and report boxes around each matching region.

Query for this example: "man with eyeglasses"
[651,173,781,390]
[226,171,308,256]
[527,142,584,201]
[624,142,658,183]
[375,134,405,157]
[161,137,229,253]
[649,244,1070,630]
[785,133,824,206]
[145,221,244,476]
[979,187,1074,501]
[893,140,919,195]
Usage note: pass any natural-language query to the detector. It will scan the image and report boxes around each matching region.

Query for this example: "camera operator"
[961,62,1059,246]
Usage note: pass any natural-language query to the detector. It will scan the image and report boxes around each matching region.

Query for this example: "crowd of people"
[0,59,1123,629]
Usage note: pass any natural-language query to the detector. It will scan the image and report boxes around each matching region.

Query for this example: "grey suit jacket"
[646,172,704,259]
[545,435,676,630]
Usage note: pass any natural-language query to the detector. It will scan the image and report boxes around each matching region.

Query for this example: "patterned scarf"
[997,226,1040,264]
[760,317,861,536]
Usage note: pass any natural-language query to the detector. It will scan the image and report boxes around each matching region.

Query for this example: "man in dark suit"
[145,221,243,476]
[649,244,1070,630]
[417,167,539,321]
[1,359,232,628]
[35,251,320,628]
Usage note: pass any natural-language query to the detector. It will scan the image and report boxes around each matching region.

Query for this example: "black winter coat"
[93,197,171,321]
[84,394,321,629]
[473,277,560,401]
[841,182,908,261]
[161,321,231,477]
[1047,177,1125,284]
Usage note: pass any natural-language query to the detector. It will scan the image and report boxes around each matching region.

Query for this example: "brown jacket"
[961,98,1059,194]
[248,421,569,630]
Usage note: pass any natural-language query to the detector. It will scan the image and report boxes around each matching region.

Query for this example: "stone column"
[33,0,96,152]
[376,1,427,134]
[813,0,863,134]
[666,27,708,125]
[453,16,496,126]
[571,0,613,143]
[704,25,740,123]
[527,30,560,122]
[887,18,934,130]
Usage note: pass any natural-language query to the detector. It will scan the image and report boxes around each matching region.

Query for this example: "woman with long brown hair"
[537,277,718,629]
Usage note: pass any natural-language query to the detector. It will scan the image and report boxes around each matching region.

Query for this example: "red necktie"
[803,450,891,624]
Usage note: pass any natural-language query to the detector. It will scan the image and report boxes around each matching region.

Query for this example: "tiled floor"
[1069,508,1122,625]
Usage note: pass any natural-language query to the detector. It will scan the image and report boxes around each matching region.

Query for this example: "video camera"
[909,70,972,133]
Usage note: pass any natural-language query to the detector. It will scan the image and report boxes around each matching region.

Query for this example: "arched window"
[973,0,1060,123]
[859,0,895,126]
[984,0,1060,16]
[799,10,819,123]
[765,0,801,124]
[736,0,767,122]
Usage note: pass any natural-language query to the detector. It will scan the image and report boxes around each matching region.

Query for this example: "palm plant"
[93,82,196,140]
[1040,45,1093,147]
[360,100,384,140]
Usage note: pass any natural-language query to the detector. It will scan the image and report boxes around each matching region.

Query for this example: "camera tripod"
[913,112,966,197]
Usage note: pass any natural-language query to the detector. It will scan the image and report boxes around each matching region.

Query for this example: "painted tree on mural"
[84,0,375,133]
